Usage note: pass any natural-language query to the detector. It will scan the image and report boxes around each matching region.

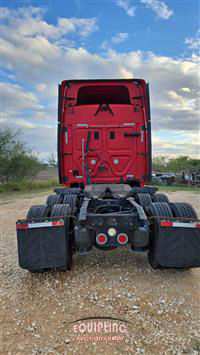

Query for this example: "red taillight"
[96,234,107,245]
[16,223,28,230]
[160,221,173,227]
[117,233,128,245]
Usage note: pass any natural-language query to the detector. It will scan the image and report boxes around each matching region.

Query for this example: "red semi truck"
[16,79,200,271]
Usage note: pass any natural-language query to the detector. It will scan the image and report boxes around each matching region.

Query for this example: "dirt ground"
[1,190,200,355]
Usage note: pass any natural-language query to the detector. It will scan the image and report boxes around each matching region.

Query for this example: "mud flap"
[16,217,67,271]
[155,221,200,268]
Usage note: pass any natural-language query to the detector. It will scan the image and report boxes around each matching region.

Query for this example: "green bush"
[0,179,59,193]
[153,155,200,173]
[0,127,43,183]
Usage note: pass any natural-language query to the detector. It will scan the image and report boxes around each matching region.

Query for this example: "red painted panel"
[58,79,150,186]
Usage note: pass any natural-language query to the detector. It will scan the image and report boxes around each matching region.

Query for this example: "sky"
[1,0,200,161]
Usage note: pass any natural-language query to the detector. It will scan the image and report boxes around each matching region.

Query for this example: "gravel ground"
[1,190,200,355]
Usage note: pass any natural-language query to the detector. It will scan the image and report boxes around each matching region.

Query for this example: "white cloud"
[185,29,200,50]
[112,32,129,44]
[1,82,43,111]
[58,17,98,37]
[140,0,173,19]
[36,83,47,92]
[152,131,200,157]
[101,41,109,50]
[2,6,98,40]
[115,0,136,17]
[153,89,198,115]
[2,6,200,157]
[1,82,56,144]
[1,7,59,38]
[19,126,57,158]
[14,119,37,129]
[179,87,191,93]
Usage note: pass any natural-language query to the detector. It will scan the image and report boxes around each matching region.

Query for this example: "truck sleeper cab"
[58,79,152,188]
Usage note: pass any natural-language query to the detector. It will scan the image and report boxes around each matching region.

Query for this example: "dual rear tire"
[46,193,78,212]
[169,202,197,220]
[152,193,169,203]
[26,204,50,219]
[135,192,169,209]
[46,194,63,208]
[135,193,152,208]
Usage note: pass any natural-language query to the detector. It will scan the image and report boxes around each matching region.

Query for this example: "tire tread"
[26,204,50,219]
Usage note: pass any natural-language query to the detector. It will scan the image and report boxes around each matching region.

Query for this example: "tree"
[152,156,167,172]
[0,127,43,183]
[153,155,200,173]
[167,156,200,173]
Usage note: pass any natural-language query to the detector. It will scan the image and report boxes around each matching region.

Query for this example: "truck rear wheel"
[169,202,197,220]
[26,204,50,219]
[146,202,173,269]
[50,203,71,217]
[135,193,152,208]
[50,204,73,270]
[152,193,169,203]
[63,194,78,211]
[46,194,63,208]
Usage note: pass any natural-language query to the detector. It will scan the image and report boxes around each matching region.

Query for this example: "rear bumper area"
[16,217,67,271]
[151,220,200,268]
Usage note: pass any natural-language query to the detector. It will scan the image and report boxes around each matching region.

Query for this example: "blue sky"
[1,0,200,160]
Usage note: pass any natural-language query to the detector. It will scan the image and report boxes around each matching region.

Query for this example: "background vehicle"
[152,172,176,185]
[16,79,200,271]
[180,171,200,186]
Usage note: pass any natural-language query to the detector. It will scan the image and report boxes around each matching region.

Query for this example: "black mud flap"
[153,220,200,268]
[16,217,68,271]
